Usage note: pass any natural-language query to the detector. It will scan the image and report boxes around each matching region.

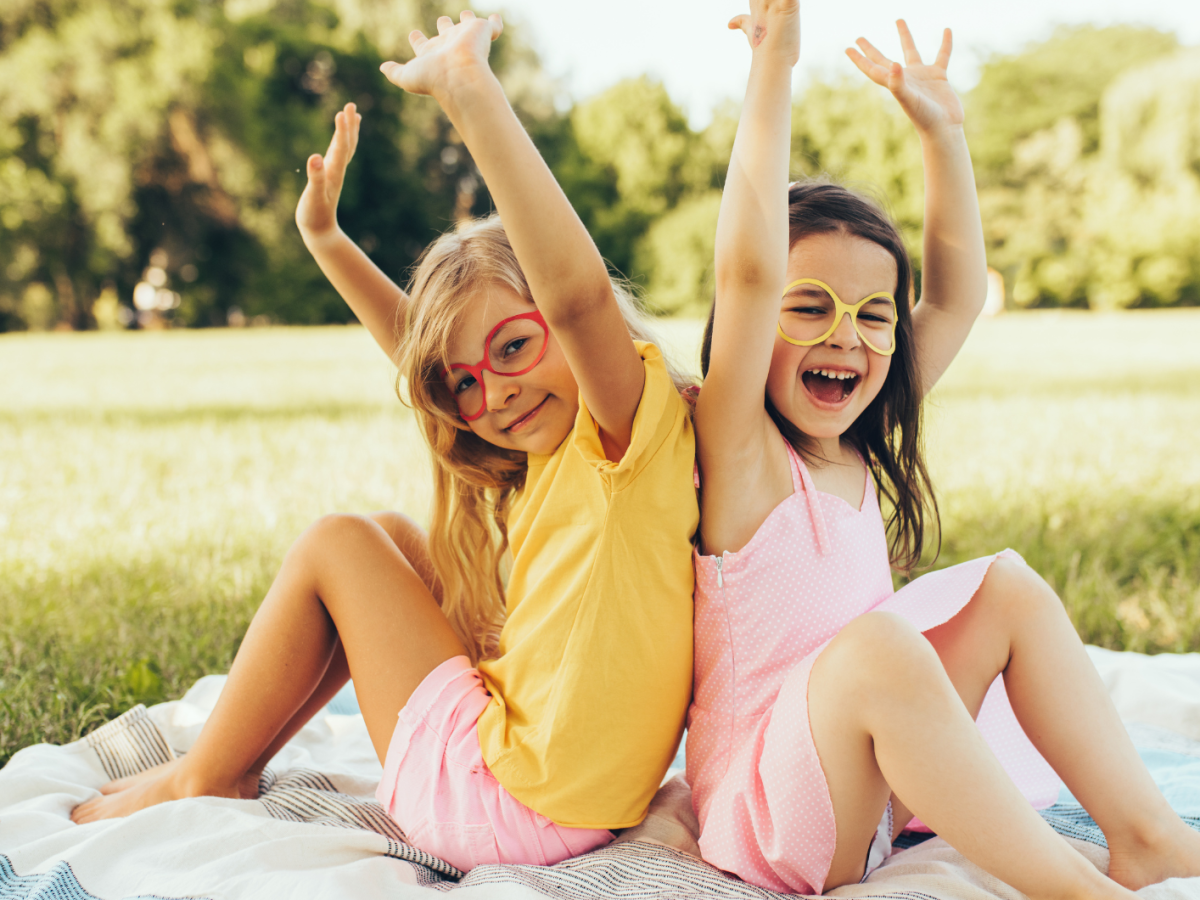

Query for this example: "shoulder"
[569,341,694,483]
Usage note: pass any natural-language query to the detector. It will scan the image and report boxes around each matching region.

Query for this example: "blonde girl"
[689,0,1200,896]
[72,11,697,873]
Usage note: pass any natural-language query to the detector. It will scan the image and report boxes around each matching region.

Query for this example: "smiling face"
[442,282,579,455]
[766,230,899,447]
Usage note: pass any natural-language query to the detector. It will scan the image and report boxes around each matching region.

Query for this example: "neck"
[805,433,854,469]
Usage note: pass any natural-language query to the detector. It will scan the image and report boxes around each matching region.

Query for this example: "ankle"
[171,757,234,798]
[1106,808,1178,855]
[1048,856,1131,900]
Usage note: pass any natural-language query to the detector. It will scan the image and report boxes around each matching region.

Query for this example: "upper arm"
[696,278,780,449]
[541,285,646,459]
[909,290,982,395]
[304,230,409,361]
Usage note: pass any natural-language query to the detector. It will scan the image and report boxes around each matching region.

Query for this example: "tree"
[0,0,552,329]
[1084,49,1200,309]
[567,77,722,281]
[791,79,924,270]
[972,27,1197,309]
[0,0,213,329]
[968,24,1178,179]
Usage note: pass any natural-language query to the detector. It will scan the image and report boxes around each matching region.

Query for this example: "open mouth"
[801,368,860,405]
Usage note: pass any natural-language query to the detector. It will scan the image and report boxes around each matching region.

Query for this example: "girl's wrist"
[750,48,798,73]
[431,60,501,109]
[917,122,967,151]
[300,224,349,253]
[751,35,800,68]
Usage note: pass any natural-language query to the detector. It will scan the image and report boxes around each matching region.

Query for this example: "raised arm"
[694,0,799,551]
[295,102,409,359]
[847,22,986,394]
[381,13,644,454]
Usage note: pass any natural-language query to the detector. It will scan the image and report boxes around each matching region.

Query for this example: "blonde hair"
[395,216,692,664]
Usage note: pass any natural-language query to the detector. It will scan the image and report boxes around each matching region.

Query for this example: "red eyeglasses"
[441,310,549,421]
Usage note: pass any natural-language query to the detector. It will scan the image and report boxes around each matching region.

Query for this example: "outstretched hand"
[728,0,799,63]
[847,20,963,135]
[296,102,361,240]
[380,10,502,99]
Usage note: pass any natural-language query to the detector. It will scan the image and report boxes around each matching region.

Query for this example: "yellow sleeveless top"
[476,342,697,829]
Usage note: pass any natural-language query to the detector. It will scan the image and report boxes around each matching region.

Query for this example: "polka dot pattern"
[687,439,1060,894]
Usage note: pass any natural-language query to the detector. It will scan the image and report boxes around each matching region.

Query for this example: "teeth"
[811,369,857,380]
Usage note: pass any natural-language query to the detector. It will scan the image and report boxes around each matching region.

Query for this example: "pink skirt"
[376,656,613,872]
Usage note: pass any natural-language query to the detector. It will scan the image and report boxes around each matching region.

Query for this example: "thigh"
[806,614,907,889]
[300,514,466,764]
[892,559,1033,836]
[368,511,442,603]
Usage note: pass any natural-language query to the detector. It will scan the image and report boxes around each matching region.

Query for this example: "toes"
[99,778,131,795]
[70,798,98,823]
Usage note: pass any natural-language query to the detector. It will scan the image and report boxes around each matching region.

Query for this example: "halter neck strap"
[783,438,831,556]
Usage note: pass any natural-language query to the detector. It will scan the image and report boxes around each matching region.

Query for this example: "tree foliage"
[967,25,1179,178]
[0,10,1194,330]
[975,28,1199,308]
[0,0,548,329]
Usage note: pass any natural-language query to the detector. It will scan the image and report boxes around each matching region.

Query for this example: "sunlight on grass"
[2,311,1198,764]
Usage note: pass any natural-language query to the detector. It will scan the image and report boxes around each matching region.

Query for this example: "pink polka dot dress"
[687,438,1061,895]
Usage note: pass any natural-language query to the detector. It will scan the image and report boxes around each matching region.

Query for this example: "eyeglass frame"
[440,309,550,422]
[776,278,898,357]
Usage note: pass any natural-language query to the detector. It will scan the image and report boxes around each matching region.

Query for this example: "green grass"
[2,312,1199,767]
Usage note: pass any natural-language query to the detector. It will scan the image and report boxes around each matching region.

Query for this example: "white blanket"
[2,646,1199,899]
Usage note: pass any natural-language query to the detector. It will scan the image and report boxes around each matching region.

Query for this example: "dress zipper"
[716,555,724,588]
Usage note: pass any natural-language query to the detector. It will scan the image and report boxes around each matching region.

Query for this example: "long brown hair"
[700,181,939,572]
[397,216,693,663]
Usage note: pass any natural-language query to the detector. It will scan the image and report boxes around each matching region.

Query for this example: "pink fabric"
[688,439,1060,894]
[376,656,613,872]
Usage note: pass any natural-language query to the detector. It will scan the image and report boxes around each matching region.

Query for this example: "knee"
[975,557,1063,623]
[367,511,425,547]
[823,612,941,690]
[291,513,392,564]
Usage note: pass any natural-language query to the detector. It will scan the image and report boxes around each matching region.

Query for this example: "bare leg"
[94,512,436,801]
[72,512,464,822]
[97,640,350,800]
[809,611,1131,899]
[231,511,442,791]
[924,558,1200,890]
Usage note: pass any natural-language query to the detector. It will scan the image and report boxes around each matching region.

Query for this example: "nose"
[826,311,861,351]
[482,368,519,412]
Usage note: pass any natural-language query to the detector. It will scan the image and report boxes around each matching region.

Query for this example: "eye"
[453,374,477,395]
[785,304,828,316]
[858,303,896,325]
[502,337,528,357]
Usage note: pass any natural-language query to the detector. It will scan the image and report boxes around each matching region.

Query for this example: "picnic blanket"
[4,645,1200,899]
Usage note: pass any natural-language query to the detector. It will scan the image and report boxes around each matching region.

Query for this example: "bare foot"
[95,758,263,802]
[71,764,241,823]
[98,758,178,794]
[1107,817,1200,891]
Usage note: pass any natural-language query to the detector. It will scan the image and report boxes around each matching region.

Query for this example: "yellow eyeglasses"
[776,278,897,356]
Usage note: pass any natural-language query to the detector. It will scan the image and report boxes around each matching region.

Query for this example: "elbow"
[541,278,616,326]
[714,256,778,296]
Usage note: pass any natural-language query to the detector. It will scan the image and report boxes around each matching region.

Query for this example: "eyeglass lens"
[449,316,549,419]
[779,283,896,353]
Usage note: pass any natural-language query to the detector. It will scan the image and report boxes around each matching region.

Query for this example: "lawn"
[2,311,1198,766]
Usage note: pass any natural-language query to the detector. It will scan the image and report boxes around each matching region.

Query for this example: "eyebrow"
[783,286,832,299]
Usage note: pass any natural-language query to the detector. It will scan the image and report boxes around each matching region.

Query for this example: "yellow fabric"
[476,342,698,830]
